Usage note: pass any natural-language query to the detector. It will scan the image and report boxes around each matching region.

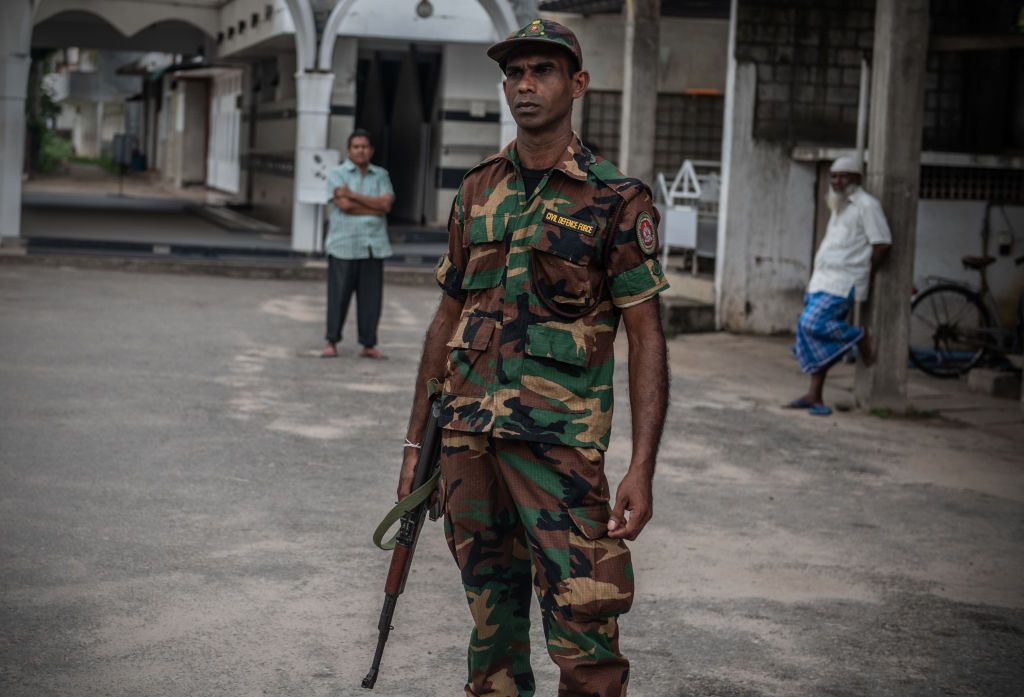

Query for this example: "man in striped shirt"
[322,129,394,360]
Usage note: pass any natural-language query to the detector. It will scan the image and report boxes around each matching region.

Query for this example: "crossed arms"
[332,184,393,216]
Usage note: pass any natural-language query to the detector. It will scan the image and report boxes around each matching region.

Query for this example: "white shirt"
[807,187,892,301]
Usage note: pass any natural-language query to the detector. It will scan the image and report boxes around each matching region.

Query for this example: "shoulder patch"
[635,211,657,255]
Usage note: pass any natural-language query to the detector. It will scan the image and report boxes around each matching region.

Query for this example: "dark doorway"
[355,45,442,225]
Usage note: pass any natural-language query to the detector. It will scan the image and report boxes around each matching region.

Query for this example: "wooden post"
[855,0,930,411]
[619,0,659,184]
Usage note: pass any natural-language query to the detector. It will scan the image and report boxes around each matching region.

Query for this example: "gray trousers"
[325,255,383,348]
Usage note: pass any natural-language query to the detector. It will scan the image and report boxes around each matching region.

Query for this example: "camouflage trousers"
[440,432,634,697]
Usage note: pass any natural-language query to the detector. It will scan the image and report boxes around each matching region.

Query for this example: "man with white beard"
[786,156,892,416]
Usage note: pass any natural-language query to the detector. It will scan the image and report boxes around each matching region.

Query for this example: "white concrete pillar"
[498,81,516,149]
[291,72,334,253]
[854,0,929,412]
[618,0,659,184]
[715,0,746,330]
[0,1,33,242]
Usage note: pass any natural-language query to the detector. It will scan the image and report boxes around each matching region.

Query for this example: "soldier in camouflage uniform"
[398,18,670,697]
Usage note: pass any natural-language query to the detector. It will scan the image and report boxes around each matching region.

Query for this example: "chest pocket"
[462,215,509,290]
[828,207,865,250]
[529,216,604,314]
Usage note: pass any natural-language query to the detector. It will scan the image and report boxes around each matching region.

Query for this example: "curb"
[0,250,438,285]
[662,296,716,337]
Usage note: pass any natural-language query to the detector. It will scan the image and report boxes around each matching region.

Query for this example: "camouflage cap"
[487,18,583,71]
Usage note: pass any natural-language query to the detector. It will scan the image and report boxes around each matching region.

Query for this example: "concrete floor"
[23,163,235,206]
[1,266,1021,697]
[20,193,292,251]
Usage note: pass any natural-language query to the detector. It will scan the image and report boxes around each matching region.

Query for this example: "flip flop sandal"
[808,404,833,416]
[784,397,814,409]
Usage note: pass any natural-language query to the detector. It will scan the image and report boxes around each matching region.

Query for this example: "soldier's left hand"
[608,469,653,540]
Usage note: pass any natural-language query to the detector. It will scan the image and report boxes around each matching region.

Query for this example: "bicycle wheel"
[909,284,992,378]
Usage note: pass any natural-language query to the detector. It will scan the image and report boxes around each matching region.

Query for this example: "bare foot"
[859,329,877,367]
[320,343,338,358]
[359,347,387,360]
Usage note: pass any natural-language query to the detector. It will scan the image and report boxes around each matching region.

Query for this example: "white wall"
[63,101,98,157]
[98,100,124,157]
[717,62,817,333]
[245,52,301,228]
[46,51,143,159]
[216,0,294,59]
[338,0,499,43]
[916,201,1024,326]
[718,62,1024,334]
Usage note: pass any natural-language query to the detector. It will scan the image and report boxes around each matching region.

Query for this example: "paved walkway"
[22,165,291,251]
[21,192,292,251]
[23,162,235,205]
[1,266,1021,697]
[696,332,1023,443]
[19,166,448,267]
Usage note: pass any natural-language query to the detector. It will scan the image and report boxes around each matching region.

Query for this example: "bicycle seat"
[961,255,996,270]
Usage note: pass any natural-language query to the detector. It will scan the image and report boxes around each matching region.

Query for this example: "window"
[654,93,724,174]
[920,166,1024,203]
[582,90,725,175]
[581,90,622,161]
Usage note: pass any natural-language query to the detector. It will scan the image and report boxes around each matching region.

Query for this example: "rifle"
[362,393,443,690]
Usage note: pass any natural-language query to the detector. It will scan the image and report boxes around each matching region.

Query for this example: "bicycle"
[908,203,1024,379]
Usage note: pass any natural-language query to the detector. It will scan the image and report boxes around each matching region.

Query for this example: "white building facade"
[5,0,729,254]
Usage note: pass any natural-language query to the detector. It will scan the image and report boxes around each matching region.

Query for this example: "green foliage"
[69,155,120,174]
[36,130,74,174]
[25,51,69,175]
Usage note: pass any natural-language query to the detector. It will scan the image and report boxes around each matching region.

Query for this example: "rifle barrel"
[362,593,398,689]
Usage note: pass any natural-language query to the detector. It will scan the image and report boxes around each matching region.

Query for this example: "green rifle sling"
[371,468,442,551]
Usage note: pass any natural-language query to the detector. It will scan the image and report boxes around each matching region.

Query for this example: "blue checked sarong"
[793,291,864,374]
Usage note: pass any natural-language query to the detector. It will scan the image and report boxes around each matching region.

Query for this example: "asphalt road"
[1,265,1021,697]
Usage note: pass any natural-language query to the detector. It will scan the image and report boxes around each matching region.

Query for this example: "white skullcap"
[830,156,862,174]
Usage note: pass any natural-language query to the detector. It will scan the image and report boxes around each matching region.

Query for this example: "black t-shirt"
[521,167,549,199]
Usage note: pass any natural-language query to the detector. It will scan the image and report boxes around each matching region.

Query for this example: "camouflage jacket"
[434,136,669,451]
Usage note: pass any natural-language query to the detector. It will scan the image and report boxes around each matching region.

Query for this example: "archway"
[33,0,219,40]
[282,0,520,250]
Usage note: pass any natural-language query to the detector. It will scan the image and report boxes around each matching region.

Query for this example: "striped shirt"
[325,160,394,260]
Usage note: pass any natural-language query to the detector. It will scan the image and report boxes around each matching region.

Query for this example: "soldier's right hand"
[396,447,419,501]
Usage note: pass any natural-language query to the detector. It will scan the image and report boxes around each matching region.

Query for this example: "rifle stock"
[362,398,442,690]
